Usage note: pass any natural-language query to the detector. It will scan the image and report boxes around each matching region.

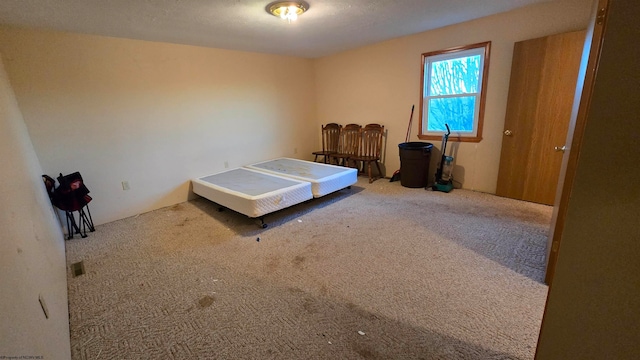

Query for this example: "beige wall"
[536,0,640,358]
[314,0,593,192]
[0,56,71,358]
[0,27,317,225]
[0,0,595,224]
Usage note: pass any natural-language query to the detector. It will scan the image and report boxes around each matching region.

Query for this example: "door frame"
[544,0,609,285]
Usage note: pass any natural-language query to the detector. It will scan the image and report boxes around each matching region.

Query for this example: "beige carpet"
[66,177,551,359]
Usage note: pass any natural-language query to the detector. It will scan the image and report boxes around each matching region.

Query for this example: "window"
[418,41,491,142]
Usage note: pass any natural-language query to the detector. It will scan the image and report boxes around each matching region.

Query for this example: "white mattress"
[191,167,313,218]
[245,158,357,197]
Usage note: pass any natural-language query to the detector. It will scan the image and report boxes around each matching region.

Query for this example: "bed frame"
[192,159,357,227]
[245,158,357,197]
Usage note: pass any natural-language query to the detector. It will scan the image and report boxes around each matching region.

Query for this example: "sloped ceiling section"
[0,0,551,58]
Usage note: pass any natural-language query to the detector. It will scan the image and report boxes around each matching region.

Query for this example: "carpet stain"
[355,348,377,359]
[176,218,191,227]
[346,302,379,321]
[198,295,215,308]
[319,285,328,295]
[302,297,318,314]
[171,204,184,211]
[292,255,306,267]
[266,256,280,273]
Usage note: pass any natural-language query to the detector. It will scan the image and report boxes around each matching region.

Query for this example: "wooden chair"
[331,124,362,167]
[351,124,385,183]
[312,123,342,163]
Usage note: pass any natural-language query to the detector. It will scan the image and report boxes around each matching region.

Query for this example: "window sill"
[418,134,482,143]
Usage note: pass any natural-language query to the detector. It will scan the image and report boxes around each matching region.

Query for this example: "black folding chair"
[43,172,95,239]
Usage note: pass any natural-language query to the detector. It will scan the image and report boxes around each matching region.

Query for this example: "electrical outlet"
[122,181,130,190]
[224,161,229,168]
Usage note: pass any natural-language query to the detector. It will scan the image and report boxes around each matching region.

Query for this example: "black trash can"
[398,142,433,188]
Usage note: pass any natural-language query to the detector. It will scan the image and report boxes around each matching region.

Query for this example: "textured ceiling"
[0,0,551,58]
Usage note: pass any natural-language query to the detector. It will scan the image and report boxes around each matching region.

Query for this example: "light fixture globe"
[266,1,309,23]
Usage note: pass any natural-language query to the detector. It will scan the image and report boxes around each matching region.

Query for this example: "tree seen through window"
[419,42,490,142]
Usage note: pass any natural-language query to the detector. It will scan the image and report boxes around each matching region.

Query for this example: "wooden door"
[544,0,609,286]
[496,30,586,205]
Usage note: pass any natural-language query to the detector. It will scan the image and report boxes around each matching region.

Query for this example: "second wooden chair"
[351,123,385,183]
[331,124,362,167]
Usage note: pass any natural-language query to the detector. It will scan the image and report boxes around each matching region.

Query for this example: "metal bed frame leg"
[259,217,268,229]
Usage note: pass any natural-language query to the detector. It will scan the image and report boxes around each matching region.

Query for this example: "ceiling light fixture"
[266,1,309,23]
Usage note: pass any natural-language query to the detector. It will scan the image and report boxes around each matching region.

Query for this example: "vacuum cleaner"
[432,124,454,193]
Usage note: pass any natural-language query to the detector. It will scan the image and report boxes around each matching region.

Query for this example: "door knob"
[554,145,567,152]
[504,129,513,136]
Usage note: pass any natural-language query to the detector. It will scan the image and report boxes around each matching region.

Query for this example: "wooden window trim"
[418,41,491,143]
